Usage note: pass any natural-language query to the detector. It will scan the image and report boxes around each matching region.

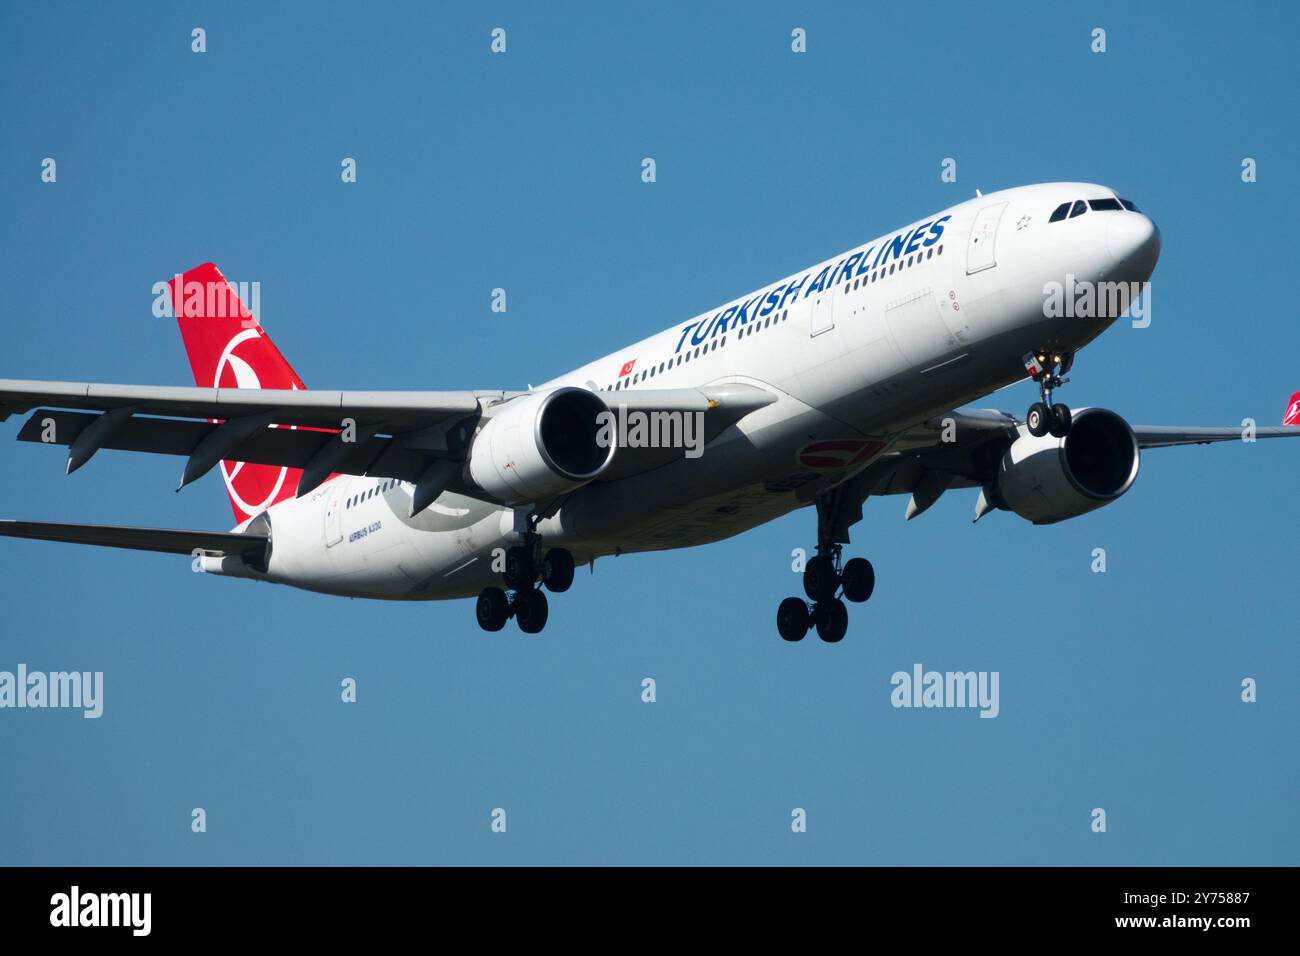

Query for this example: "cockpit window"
[1052,196,1140,222]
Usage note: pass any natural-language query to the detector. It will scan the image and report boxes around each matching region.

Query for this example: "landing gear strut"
[776,479,876,643]
[477,522,574,634]
[1023,350,1073,439]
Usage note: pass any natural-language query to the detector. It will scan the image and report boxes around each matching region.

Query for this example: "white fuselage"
[209,182,1159,600]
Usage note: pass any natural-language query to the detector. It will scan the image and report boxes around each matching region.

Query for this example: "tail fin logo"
[214,328,269,391]
[213,328,300,517]
[171,263,308,524]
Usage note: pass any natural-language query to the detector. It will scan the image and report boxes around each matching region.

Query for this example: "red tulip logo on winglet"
[1283,391,1300,426]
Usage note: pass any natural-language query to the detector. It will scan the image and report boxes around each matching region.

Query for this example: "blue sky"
[0,0,1296,865]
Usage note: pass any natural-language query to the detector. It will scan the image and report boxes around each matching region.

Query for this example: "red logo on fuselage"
[796,439,885,470]
[619,360,636,378]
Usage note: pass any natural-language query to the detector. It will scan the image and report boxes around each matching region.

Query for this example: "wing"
[0,377,492,490]
[0,377,775,505]
[1126,425,1300,448]
[851,401,1300,521]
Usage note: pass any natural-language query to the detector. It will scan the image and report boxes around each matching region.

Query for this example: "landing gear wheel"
[815,598,849,643]
[503,546,536,591]
[840,557,875,603]
[514,588,549,634]
[777,597,811,642]
[1026,402,1051,438]
[803,554,839,603]
[541,548,574,593]
[476,587,509,632]
[1049,403,1072,438]
[1024,349,1072,438]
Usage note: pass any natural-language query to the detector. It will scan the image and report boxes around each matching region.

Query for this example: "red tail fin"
[169,263,305,524]
[1284,391,1300,427]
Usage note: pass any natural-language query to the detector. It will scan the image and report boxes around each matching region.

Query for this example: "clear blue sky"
[1,1,1296,865]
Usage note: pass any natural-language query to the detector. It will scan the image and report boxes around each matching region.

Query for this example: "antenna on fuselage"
[976,189,983,197]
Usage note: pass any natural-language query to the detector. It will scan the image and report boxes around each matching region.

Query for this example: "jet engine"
[468,387,614,504]
[986,407,1140,524]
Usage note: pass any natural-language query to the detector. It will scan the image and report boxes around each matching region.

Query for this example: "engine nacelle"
[992,408,1140,524]
[468,387,614,504]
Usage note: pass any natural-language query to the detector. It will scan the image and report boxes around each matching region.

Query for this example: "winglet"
[1283,391,1300,426]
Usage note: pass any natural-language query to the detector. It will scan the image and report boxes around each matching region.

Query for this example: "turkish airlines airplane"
[3,182,1298,642]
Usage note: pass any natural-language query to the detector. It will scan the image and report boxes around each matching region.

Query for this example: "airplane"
[2,181,1299,643]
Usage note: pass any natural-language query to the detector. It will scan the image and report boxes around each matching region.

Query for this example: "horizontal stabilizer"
[0,519,268,561]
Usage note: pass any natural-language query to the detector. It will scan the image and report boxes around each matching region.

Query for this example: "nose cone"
[1106,213,1160,278]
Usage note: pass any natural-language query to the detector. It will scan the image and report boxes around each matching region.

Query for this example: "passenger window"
[1068,200,1087,218]
[1049,202,1071,222]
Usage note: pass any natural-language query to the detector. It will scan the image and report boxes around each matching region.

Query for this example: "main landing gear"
[476,543,574,635]
[776,545,875,644]
[1023,349,1074,439]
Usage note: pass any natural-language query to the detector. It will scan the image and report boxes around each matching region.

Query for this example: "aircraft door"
[324,484,344,548]
[966,202,1008,274]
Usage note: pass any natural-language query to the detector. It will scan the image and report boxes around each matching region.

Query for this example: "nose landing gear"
[1024,350,1074,438]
